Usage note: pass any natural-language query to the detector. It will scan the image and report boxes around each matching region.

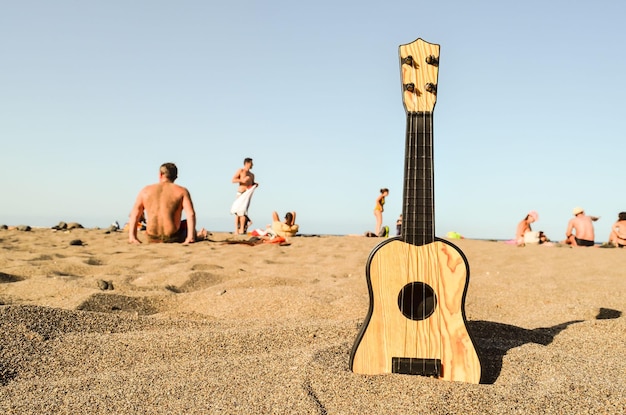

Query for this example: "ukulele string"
[410,110,419,366]
[427,109,442,374]
[418,112,431,373]
[412,109,427,371]
[404,110,414,362]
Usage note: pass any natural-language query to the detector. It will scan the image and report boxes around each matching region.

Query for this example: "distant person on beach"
[608,211,626,247]
[122,212,146,232]
[563,207,598,247]
[373,188,389,236]
[231,158,257,235]
[396,214,402,236]
[128,162,207,244]
[515,210,539,246]
[271,211,299,238]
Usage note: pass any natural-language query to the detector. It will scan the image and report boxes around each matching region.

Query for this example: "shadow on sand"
[470,307,622,384]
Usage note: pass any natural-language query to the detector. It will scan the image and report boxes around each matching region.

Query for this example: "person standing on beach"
[373,188,389,236]
[231,158,257,234]
[128,162,206,244]
[563,207,598,247]
[515,210,538,246]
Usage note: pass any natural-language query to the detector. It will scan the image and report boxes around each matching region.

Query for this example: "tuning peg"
[403,83,415,93]
[425,83,437,95]
[401,56,417,67]
[425,55,439,67]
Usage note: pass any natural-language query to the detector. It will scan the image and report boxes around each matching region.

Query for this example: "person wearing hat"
[564,207,598,247]
[516,210,539,246]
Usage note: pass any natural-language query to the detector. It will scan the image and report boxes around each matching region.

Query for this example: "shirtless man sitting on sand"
[128,162,207,244]
[563,207,598,247]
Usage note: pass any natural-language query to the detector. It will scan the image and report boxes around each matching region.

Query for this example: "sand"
[0,227,624,414]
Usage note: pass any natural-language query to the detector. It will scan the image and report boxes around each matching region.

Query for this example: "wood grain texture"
[351,239,481,383]
[400,38,439,113]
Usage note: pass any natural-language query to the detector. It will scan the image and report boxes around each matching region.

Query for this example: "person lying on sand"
[128,162,208,244]
[271,211,299,237]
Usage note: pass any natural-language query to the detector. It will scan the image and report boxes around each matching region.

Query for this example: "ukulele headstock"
[399,39,440,113]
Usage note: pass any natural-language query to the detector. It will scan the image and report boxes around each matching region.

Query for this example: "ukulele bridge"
[392,357,442,377]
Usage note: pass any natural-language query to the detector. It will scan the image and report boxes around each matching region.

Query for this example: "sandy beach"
[0,227,624,414]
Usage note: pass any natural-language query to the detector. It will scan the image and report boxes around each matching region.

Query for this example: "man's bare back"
[564,208,597,246]
[129,163,197,244]
[569,216,595,240]
[141,182,188,236]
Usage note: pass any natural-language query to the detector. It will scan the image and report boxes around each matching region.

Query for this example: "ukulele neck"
[402,111,435,246]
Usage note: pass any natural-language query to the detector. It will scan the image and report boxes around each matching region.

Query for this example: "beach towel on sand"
[230,184,257,216]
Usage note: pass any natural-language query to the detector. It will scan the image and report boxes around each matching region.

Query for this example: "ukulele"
[349,38,481,383]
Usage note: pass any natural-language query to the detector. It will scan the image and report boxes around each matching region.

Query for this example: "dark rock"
[97,280,114,291]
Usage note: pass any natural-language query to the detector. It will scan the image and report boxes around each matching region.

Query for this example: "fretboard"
[402,111,435,246]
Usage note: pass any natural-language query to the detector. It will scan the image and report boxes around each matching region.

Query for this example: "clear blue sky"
[1,0,624,240]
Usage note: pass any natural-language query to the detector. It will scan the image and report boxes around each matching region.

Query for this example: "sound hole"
[397,282,437,321]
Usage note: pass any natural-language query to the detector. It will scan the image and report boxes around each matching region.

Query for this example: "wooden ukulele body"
[350,237,481,383]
